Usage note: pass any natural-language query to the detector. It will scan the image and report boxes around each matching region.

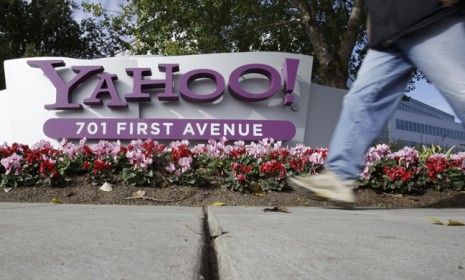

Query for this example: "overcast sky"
[71,0,458,121]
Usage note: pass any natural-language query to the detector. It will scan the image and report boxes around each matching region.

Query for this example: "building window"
[395,118,465,140]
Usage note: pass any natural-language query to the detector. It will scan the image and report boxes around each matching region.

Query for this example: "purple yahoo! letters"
[179,69,225,103]
[27,60,103,110]
[125,64,180,102]
[27,58,300,110]
[83,74,128,108]
[228,63,282,102]
[281,58,299,106]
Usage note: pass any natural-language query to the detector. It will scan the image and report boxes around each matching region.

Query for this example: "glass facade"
[396,119,465,140]
[397,100,455,121]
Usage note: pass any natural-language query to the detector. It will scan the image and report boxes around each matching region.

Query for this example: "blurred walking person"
[288,0,465,207]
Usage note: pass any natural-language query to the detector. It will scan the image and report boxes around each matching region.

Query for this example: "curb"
[207,207,241,280]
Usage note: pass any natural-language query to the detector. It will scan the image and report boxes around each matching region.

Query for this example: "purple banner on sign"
[43,118,296,141]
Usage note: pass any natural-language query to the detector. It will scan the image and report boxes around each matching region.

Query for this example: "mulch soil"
[1,176,464,208]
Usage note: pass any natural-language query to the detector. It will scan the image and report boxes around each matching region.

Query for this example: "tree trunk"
[292,0,365,89]
[319,63,348,89]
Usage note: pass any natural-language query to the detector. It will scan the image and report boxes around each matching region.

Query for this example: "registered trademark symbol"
[290,103,299,111]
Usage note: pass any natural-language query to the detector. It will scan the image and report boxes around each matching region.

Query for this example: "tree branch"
[338,0,364,66]
[290,0,334,67]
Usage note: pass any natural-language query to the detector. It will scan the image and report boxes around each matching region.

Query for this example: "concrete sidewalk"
[1,203,464,280]
[208,207,465,280]
[0,203,204,280]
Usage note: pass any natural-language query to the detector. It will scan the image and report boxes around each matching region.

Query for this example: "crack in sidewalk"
[198,206,220,280]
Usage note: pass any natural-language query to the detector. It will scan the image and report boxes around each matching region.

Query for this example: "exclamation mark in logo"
[281,58,300,106]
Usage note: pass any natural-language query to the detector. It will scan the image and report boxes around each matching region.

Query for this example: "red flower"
[231,163,252,174]
[303,148,314,156]
[0,143,30,158]
[172,144,192,161]
[316,148,328,161]
[290,158,305,172]
[229,147,245,159]
[230,162,253,183]
[383,166,413,182]
[39,159,58,178]
[82,145,93,157]
[82,161,91,170]
[270,148,290,160]
[118,146,128,155]
[92,159,111,174]
[24,150,41,164]
[142,140,165,155]
[425,156,449,181]
[260,160,286,178]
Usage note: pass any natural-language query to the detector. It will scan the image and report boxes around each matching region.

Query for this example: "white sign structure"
[0,52,329,145]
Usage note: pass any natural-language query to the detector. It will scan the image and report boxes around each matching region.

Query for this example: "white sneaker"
[287,171,356,208]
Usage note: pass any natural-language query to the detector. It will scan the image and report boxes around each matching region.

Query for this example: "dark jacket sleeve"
[367,0,464,49]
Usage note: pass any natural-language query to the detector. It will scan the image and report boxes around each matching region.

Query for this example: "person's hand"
[442,0,459,7]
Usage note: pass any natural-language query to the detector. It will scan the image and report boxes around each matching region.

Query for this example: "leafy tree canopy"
[0,0,126,89]
[93,0,367,88]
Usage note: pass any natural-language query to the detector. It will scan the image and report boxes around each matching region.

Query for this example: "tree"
[80,2,130,58]
[0,0,28,88]
[104,0,367,89]
[291,0,366,88]
[0,0,125,89]
[25,0,86,57]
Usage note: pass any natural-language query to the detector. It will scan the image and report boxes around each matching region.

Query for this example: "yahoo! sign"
[27,58,299,109]
[1,53,314,144]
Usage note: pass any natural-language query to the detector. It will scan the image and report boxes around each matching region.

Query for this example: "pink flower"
[32,140,54,151]
[60,139,81,159]
[1,153,23,175]
[235,174,246,182]
[362,144,392,179]
[308,152,325,165]
[165,163,176,173]
[191,144,207,155]
[450,152,465,172]
[388,147,419,167]
[364,144,391,163]
[245,142,267,158]
[90,140,121,160]
[178,156,193,173]
[126,149,153,170]
[126,139,165,170]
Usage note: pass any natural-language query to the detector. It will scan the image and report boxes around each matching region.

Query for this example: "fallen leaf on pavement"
[131,190,146,198]
[428,217,464,226]
[254,192,266,197]
[445,220,465,226]
[263,206,291,213]
[211,202,225,206]
[50,197,63,204]
[99,182,113,192]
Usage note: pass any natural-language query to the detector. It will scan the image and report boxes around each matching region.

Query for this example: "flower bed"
[361,144,465,193]
[1,139,464,194]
